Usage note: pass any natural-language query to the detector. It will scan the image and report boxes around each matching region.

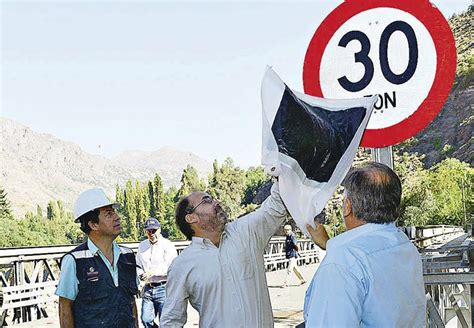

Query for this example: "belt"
[147,281,167,288]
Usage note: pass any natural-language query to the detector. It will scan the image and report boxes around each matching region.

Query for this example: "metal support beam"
[468,244,474,327]
[445,285,469,328]
[370,146,394,169]
[426,293,446,328]
[424,273,474,285]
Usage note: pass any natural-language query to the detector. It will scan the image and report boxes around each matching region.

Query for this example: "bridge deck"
[14,263,320,328]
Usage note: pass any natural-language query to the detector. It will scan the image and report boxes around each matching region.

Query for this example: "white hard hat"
[73,188,118,222]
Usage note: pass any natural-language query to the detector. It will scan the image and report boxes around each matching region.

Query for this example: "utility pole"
[371,146,394,169]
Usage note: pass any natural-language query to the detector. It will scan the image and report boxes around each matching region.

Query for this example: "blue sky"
[1,1,470,167]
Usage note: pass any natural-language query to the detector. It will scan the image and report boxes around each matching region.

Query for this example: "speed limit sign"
[303,0,456,148]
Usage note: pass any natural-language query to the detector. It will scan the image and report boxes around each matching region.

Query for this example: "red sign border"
[303,0,457,148]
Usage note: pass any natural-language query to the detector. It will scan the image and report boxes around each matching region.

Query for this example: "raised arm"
[235,180,288,251]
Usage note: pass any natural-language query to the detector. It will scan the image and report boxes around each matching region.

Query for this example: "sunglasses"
[146,229,158,234]
[187,195,213,214]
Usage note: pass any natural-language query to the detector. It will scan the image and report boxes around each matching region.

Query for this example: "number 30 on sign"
[303,0,456,148]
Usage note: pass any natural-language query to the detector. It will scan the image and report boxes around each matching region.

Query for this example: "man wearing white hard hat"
[55,188,139,328]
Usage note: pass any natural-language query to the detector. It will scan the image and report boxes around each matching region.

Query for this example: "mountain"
[0,118,212,216]
[397,6,473,166]
[111,147,212,188]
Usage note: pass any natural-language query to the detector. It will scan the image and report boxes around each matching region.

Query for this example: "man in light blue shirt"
[304,162,426,327]
[56,238,123,300]
[55,188,139,328]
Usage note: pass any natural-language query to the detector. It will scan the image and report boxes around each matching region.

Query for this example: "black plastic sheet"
[271,87,366,182]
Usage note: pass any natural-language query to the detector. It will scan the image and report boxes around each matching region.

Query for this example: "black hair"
[78,209,100,235]
[342,162,402,224]
[175,196,195,240]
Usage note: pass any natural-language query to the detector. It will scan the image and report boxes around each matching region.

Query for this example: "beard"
[199,206,228,234]
[215,205,229,225]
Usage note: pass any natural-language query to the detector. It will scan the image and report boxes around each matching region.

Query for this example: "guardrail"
[0,237,319,326]
[1,225,465,326]
[413,225,466,248]
[423,231,473,328]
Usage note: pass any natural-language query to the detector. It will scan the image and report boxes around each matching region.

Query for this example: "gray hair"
[342,162,401,224]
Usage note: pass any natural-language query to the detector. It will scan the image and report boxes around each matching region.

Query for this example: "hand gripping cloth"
[261,67,377,237]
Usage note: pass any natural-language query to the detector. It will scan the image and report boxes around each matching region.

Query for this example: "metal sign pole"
[370,146,394,169]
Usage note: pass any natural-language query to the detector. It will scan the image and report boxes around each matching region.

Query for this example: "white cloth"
[136,237,177,284]
[304,223,426,327]
[160,182,287,328]
[261,67,377,237]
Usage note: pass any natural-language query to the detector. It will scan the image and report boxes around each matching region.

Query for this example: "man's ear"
[185,213,198,224]
[88,220,99,232]
[342,197,352,218]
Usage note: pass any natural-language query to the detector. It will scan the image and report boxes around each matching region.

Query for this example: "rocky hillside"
[0,118,211,216]
[111,148,211,188]
[397,6,473,166]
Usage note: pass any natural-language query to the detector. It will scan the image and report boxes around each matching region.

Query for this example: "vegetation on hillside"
[0,153,471,247]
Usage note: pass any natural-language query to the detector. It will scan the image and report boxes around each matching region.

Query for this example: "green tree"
[57,200,66,220]
[398,157,473,227]
[162,186,184,240]
[148,181,156,219]
[36,205,44,220]
[46,200,60,220]
[0,187,13,219]
[153,174,165,225]
[115,184,124,205]
[242,166,269,206]
[207,158,246,219]
[122,180,138,240]
[176,165,206,200]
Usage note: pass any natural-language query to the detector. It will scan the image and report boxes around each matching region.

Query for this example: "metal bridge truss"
[424,228,474,328]
[0,237,319,326]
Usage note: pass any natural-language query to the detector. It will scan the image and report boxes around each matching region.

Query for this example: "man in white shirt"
[304,162,426,327]
[160,182,288,328]
[137,218,177,328]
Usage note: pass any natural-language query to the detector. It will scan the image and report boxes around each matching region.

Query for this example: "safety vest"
[64,242,138,328]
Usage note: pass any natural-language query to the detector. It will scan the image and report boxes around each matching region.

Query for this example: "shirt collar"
[87,238,121,257]
[327,222,396,250]
[191,236,218,249]
[191,225,228,249]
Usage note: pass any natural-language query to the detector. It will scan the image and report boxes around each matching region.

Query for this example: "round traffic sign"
[303,0,456,148]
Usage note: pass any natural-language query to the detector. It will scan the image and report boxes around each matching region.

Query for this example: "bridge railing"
[0,237,319,326]
[422,225,473,328]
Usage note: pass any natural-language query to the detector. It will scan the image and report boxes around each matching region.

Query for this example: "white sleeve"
[160,262,189,328]
[234,181,288,251]
[164,240,178,268]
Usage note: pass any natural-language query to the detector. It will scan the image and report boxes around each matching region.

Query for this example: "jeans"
[141,284,166,328]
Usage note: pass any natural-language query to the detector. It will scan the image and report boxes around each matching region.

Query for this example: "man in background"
[137,218,177,327]
[283,225,306,287]
[304,162,425,327]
